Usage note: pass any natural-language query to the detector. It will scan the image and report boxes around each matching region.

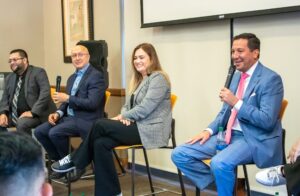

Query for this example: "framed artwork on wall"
[61,0,94,63]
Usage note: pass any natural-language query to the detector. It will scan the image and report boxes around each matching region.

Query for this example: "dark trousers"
[0,116,41,135]
[34,116,92,161]
[72,118,142,196]
[284,156,300,196]
[0,126,7,132]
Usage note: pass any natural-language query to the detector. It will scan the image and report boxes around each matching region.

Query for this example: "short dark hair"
[10,49,29,63]
[0,132,44,195]
[233,33,260,51]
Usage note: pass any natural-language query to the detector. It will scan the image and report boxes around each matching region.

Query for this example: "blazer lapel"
[74,66,91,95]
[67,74,77,94]
[243,63,262,99]
[24,65,33,98]
[9,74,17,103]
[133,76,149,104]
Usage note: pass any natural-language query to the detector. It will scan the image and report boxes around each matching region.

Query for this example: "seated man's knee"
[171,146,186,164]
[48,129,61,140]
[33,126,44,140]
[0,126,7,132]
[210,155,233,173]
[16,119,32,135]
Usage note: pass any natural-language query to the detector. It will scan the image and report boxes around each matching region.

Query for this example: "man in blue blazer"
[172,33,284,196]
[34,45,106,179]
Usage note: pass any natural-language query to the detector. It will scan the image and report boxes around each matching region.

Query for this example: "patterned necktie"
[225,73,249,144]
[12,77,22,125]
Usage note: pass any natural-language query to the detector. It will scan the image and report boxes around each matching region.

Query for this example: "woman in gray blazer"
[52,43,172,196]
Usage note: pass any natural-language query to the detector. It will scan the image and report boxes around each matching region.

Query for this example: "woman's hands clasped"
[111,114,133,126]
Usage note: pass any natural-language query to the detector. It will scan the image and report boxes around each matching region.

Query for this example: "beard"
[11,64,26,75]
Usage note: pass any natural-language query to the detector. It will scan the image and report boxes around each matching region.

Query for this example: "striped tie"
[12,77,22,125]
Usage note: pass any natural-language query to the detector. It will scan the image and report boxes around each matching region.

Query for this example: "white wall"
[0,0,44,71]
[124,0,300,195]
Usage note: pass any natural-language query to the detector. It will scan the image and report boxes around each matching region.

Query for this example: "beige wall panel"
[43,0,121,87]
[0,0,44,71]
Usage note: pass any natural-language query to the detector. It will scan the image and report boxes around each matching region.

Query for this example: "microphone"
[224,65,236,88]
[56,76,61,92]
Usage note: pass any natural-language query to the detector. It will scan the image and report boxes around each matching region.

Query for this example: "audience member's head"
[70,45,90,70]
[0,132,52,196]
[8,49,29,75]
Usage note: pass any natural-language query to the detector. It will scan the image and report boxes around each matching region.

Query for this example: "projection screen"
[141,0,300,28]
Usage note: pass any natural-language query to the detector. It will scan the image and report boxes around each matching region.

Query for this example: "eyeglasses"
[70,53,88,59]
[8,58,24,63]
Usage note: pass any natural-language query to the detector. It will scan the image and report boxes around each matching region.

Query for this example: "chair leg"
[45,154,52,184]
[196,187,200,196]
[177,169,186,196]
[142,147,155,196]
[243,165,251,196]
[68,138,72,195]
[113,149,126,175]
[131,148,136,196]
[67,171,71,195]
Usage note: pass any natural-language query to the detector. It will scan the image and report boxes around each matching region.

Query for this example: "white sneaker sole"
[51,165,76,173]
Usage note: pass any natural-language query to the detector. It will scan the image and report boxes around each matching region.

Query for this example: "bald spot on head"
[71,45,89,55]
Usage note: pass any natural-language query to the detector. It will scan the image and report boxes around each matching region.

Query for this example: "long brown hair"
[129,43,170,94]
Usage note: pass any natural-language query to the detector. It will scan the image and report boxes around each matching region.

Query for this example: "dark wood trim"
[50,85,125,97]
[108,88,125,96]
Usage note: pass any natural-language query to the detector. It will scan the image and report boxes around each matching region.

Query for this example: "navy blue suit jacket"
[208,62,284,168]
[59,65,106,122]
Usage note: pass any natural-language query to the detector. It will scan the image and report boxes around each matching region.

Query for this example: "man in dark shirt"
[0,49,56,134]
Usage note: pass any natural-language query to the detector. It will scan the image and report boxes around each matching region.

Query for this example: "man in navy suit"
[172,33,284,196]
[34,45,106,179]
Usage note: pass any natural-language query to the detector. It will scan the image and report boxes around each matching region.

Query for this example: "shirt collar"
[244,61,258,77]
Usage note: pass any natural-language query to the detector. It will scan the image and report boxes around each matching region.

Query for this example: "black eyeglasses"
[8,58,24,63]
[70,53,88,59]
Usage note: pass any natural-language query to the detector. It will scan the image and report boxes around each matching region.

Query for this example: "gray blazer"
[0,65,56,123]
[121,72,172,149]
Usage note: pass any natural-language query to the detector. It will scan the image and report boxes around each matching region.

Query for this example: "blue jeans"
[171,131,253,196]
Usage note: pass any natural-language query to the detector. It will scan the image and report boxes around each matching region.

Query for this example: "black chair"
[77,40,109,89]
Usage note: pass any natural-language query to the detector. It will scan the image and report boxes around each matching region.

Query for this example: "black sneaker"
[51,155,75,173]
[50,171,66,179]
